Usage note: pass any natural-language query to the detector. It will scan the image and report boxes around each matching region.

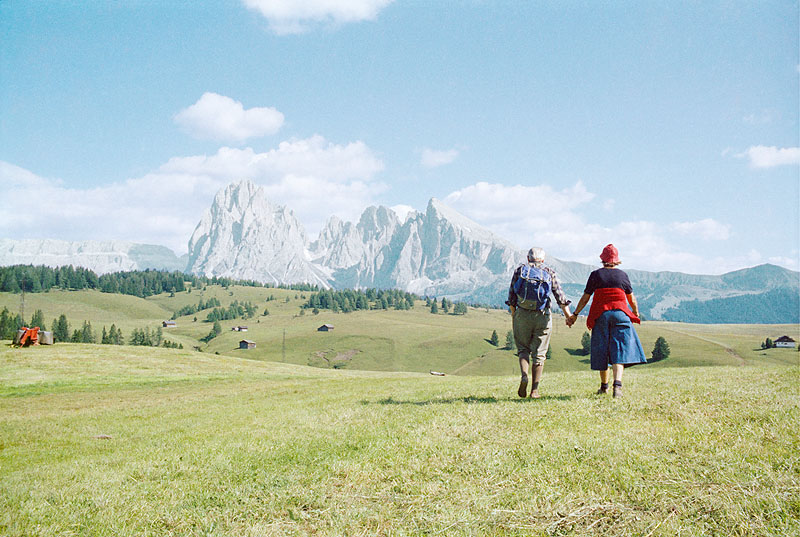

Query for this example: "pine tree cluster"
[171,298,222,320]
[0,265,269,298]
[205,300,258,322]
[425,296,468,315]
[303,289,417,313]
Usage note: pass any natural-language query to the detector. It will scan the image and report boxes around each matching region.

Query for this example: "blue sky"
[1,0,798,274]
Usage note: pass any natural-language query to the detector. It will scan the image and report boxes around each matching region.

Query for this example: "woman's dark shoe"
[596,386,609,395]
[518,375,528,398]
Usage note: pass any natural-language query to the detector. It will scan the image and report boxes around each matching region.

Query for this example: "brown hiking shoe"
[517,376,528,398]
[613,386,623,398]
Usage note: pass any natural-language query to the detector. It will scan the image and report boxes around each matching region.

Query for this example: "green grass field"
[3,286,798,375]
[2,285,799,535]
[1,343,798,536]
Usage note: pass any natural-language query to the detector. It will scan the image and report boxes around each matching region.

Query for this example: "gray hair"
[527,247,545,263]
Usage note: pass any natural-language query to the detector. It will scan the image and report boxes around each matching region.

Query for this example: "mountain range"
[2,179,798,323]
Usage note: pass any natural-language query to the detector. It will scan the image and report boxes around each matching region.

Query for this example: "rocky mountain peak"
[185,179,326,286]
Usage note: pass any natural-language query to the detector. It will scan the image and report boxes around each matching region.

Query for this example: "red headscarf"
[600,244,620,265]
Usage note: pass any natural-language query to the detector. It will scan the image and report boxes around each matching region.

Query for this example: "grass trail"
[657,324,746,365]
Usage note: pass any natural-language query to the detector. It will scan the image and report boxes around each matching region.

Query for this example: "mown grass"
[1,344,798,536]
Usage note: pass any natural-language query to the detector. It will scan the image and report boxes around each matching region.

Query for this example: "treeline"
[0,265,268,298]
[171,297,222,320]
[304,289,417,312]
[662,288,799,324]
[0,307,181,348]
[426,296,468,315]
[205,300,258,322]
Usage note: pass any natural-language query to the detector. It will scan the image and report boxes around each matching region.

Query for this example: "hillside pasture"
[2,286,798,375]
[1,343,797,536]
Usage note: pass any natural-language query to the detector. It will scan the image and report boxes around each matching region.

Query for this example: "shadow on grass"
[366,394,574,406]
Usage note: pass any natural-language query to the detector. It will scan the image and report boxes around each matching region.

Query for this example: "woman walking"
[568,244,646,397]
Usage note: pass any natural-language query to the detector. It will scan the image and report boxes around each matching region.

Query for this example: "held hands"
[565,313,578,327]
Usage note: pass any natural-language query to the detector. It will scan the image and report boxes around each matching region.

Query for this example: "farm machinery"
[13,326,53,346]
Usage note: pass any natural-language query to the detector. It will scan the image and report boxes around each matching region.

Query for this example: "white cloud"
[161,135,383,182]
[737,145,800,168]
[174,93,284,142]
[243,0,394,34]
[389,204,415,222]
[671,218,730,240]
[0,135,384,253]
[768,254,799,271]
[440,181,756,274]
[421,148,459,168]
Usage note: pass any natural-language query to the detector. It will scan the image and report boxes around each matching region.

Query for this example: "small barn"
[163,320,177,328]
[318,324,335,332]
[774,336,796,348]
[239,339,256,350]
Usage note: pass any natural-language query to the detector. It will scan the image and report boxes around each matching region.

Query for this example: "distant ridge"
[0,239,186,274]
[2,179,798,323]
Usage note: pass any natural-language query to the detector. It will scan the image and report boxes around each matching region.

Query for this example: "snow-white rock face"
[185,179,330,287]
[0,239,185,274]
[310,206,402,288]
[373,198,524,299]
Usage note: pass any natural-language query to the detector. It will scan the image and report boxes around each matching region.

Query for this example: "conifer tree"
[81,321,95,343]
[505,330,514,349]
[490,329,499,346]
[581,332,591,355]
[54,314,70,342]
[651,336,671,361]
[0,308,15,339]
[30,309,46,330]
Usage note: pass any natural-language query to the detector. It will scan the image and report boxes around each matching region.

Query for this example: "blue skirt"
[590,310,647,370]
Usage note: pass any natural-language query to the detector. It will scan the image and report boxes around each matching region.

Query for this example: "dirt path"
[450,353,489,375]
[659,326,746,366]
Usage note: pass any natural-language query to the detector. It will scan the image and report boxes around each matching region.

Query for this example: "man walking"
[507,247,573,398]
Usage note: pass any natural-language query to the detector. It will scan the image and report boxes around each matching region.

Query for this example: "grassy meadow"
[2,285,798,374]
[1,286,798,535]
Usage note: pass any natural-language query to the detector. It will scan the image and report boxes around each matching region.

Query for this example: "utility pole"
[20,276,26,325]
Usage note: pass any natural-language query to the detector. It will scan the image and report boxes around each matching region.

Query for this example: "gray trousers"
[513,307,552,366]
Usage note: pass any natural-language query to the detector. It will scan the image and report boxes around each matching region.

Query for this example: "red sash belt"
[586,287,640,330]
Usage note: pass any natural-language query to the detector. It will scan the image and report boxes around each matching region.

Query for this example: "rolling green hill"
[2,285,798,375]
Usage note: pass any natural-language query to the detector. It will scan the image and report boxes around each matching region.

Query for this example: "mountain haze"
[2,179,798,323]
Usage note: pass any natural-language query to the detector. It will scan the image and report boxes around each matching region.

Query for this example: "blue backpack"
[513,264,552,311]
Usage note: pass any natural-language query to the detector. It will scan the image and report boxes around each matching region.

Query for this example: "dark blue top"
[584,268,633,295]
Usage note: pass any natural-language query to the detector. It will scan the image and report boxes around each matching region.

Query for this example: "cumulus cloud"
[671,218,730,240]
[0,135,384,253]
[440,181,753,274]
[161,135,383,182]
[389,204,415,222]
[243,0,394,34]
[737,145,800,168]
[174,93,284,142]
[421,148,459,168]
